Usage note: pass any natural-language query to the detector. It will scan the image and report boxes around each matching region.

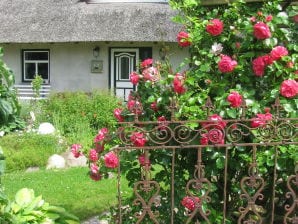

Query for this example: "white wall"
[1,42,189,92]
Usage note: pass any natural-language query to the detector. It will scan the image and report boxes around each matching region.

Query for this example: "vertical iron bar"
[171,148,176,224]
[223,147,229,224]
[270,146,278,224]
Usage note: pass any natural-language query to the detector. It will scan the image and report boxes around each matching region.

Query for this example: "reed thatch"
[0,0,181,43]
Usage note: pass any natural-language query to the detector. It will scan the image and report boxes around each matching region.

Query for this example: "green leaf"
[15,188,35,207]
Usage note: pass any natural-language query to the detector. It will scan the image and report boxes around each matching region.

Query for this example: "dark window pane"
[25,63,36,80]
[25,52,48,60]
[38,63,48,80]
[120,57,129,79]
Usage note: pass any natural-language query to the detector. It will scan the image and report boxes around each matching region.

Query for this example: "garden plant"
[72,0,298,223]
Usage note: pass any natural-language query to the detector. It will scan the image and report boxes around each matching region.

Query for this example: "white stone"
[62,151,87,168]
[38,122,55,135]
[46,154,66,169]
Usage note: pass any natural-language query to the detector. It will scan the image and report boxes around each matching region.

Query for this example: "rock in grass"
[38,122,55,135]
[46,154,66,169]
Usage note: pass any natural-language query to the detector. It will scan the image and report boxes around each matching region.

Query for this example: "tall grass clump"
[0,132,66,172]
[37,90,121,147]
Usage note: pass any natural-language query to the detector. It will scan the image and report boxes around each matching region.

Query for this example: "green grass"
[1,167,131,221]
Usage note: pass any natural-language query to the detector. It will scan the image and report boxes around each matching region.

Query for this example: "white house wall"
[1,42,189,93]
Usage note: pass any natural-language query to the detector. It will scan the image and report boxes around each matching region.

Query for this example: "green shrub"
[0,133,66,172]
[36,90,121,147]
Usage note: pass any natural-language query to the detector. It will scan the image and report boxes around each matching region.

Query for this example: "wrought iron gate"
[112,97,297,224]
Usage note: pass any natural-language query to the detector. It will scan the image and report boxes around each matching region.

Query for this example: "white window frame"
[23,50,50,83]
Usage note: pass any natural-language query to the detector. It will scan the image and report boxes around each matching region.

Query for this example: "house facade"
[0,0,188,100]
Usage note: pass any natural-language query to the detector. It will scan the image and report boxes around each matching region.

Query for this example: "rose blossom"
[114,108,124,122]
[104,152,119,168]
[253,22,271,40]
[208,129,224,144]
[218,55,237,73]
[142,66,159,82]
[90,163,99,174]
[157,116,168,130]
[130,71,140,85]
[94,128,108,143]
[90,172,101,181]
[150,101,158,112]
[280,79,298,98]
[206,19,224,36]
[250,16,256,23]
[181,196,200,211]
[270,46,288,61]
[173,73,186,94]
[227,91,243,108]
[252,55,272,77]
[210,42,223,55]
[251,113,272,128]
[141,58,153,68]
[202,114,227,130]
[266,15,273,22]
[293,14,298,23]
[138,153,151,167]
[130,132,147,147]
[71,144,83,158]
[286,61,294,68]
[89,149,98,162]
[200,134,209,145]
[177,31,191,47]
[127,99,142,114]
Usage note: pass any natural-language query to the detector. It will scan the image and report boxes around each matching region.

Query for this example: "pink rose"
[253,22,271,40]
[138,153,151,167]
[104,152,119,169]
[251,113,272,128]
[266,15,273,22]
[89,149,98,162]
[127,99,142,114]
[157,116,168,130]
[71,144,83,158]
[130,71,140,85]
[173,73,186,94]
[270,46,288,61]
[181,196,200,211]
[94,128,109,143]
[218,55,237,73]
[130,132,147,147]
[95,142,104,153]
[293,14,298,23]
[177,31,191,47]
[227,91,243,108]
[252,55,273,77]
[202,114,226,130]
[141,58,153,68]
[250,16,256,23]
[142,67,159,82]
[200,134,209,145]
[90,163,99,174]
[280,79,298,98]
[90,172,101,181]
[286,61,294,68]
[206,19,224,36]
[114,108,124,122]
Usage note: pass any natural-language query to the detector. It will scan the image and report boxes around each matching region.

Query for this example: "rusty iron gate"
[111,97,297,224]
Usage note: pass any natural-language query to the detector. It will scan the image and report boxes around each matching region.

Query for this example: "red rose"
[90,172,101,181]
[89,149,98,162]
[114,108,124,122]
[253,22,271,40]
[173,73,186,94]
[141,58,153,68]
[181,196,200,211]
[266,15,273,22]
[177,31,191,47]
[157,116,168,130]
[227,91,243,108]
[252,55,273,77]
[71,144,83,158]
[130,132,147,147]
[208,129,224,144]
[94,128,109,143]
[104,152,119,169]
[218,55,237,73]
[202,114,226,130]
[293,14,298,23]
[142,67,159,82]
[90,163,99,174]
[280,79,298,98]
[150,101,158,112]
[138,153,151,167]
[206,19,224,36]
[127,99,142,114]
[270,46,288,61]
[130,71,140,85]
[251,113,272,128]
[200,133,209,145]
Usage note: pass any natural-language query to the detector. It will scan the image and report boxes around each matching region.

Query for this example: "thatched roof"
[0,0,181,43]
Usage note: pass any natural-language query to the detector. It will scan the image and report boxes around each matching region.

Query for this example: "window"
[22,50,50,83]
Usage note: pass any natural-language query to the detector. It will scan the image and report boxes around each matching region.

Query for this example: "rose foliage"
[75,1,298,223]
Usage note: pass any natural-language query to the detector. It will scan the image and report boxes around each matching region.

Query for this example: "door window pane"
[120,57,129,80]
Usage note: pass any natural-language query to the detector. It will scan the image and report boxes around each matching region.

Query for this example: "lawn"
[1,167,131,221]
